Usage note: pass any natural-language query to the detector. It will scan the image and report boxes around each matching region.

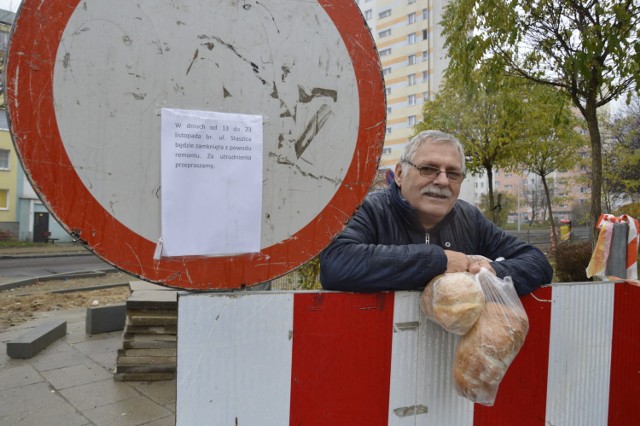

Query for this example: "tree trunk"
[584,102,603,238]
[541,175,557,253]
[486,166,496,223]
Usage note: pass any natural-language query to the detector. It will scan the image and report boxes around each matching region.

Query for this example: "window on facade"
[379,48,392,56]
[408,0,416,4]
[408,33,416,44]
[408,94,416,106]
[423,9,428,20]
[407,74,416,86]
[379,9,391,19]
[408,54,416,65]
[386,127,392,135]
[423,29,428,40]
[0,149,9,170]
[386,87,392,95]
[379,29,392,38]
[365,9,372,20]
[408,115,417,126]
[0,189,8,209]
[387,107,392,114]
[422,71,428,82]
[383,67,392,75]
[423,91,429,102]
[408,13,416,24]
[382,147,392,155]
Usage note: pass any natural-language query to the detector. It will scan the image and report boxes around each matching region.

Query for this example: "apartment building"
[357,0,448,168]
[356,0,476,201]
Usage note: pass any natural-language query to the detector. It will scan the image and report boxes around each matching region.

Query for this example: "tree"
[478,192,515,227]
[416,67,527,223]
[516,83,585,246]
[442,0,640,233]
[603,98,640,207]
[521,176,547,225]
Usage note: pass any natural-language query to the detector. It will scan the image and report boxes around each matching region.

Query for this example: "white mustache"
[421,185,452,198]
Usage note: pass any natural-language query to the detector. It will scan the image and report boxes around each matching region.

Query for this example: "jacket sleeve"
[320,200,448,292]
[474,212,554,296]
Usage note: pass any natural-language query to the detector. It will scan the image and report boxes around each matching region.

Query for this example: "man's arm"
[320,202,447,292]
[475,214,553,296]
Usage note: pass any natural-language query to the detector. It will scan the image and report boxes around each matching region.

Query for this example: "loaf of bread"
[420,272,485,335]
[452,301,529,406]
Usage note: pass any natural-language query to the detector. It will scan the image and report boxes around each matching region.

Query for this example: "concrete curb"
[0,268,119,292]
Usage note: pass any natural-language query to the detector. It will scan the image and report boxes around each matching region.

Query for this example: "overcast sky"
[0,0,20,13]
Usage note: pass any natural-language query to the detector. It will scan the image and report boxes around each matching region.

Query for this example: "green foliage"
[477,192,515,226]
[554,240,592,282]
[616,202,640,220]
[441,0,640,236]
[296,257,322,290]
[604,98,640,204]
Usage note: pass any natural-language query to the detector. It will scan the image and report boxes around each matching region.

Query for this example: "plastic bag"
[586,214,639,285]
[452,268,529,406]
[420,272,485,335]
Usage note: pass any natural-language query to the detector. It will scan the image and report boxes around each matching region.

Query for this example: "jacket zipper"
[425,232,430,244]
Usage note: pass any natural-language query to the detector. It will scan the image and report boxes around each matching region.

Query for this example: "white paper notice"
[160,108,263,257]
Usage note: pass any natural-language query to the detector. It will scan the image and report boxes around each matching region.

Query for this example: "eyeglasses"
[404,161,465,183]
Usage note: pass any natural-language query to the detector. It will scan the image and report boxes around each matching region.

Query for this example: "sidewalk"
[0,243,177,425]
[0,307,176,425]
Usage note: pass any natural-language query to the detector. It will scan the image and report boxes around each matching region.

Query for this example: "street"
[0,254,115,282]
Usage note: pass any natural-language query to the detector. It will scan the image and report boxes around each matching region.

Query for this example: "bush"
[554,240,592,282]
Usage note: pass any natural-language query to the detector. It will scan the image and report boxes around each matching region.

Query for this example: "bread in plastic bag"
[420,272,485,335]
[452,268,529,406]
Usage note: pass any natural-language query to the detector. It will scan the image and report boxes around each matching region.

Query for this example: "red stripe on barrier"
[474,286,552,425]
[289,293,395,426]
[608,284,640,425]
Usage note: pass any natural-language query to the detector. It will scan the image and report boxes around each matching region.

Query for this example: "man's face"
[394,141,463,229]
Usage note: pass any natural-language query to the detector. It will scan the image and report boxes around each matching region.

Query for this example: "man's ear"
[394,162,403,186]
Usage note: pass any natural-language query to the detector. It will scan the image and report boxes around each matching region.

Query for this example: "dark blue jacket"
[320,182,553,296]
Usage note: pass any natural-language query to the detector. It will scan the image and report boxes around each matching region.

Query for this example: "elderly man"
[320,130,553,295]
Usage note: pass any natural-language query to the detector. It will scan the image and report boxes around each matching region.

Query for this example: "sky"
[0,0,20,13]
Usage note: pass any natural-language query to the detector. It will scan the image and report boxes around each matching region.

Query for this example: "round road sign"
[6,0,385,290]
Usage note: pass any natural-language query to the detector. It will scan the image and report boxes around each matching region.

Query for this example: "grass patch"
[0,241,50,249]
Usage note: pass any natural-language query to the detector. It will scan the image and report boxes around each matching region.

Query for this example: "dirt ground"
[0,271,133,330]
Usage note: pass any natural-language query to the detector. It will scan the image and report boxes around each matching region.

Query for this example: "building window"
[408,115,417,126]
[386,87,392,95]
[0,189,8,210]
[423,9,428,20]
[407,74,416,86]
[379,29,392,38]
[422,50,428,61]
[379,48,392,57]
[383,67,392,75]
[408,94,416,105]
[408,33,416,44]
[382,147,392,155]
[365,9,372,20]
[408,12,416,24]
[0,149,9,170]
[408,54,416,65]
[386,127,392,135]
[387,107,392,114]
[423,29,429,40]
[408,0,416,4]
[422,71,428,82]
[379,9,391,19]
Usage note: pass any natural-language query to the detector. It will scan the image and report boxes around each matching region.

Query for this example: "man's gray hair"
[399,130,466,174]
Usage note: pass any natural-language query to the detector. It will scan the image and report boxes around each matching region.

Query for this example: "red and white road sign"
[6,0,385,290]
[177,282,640,425]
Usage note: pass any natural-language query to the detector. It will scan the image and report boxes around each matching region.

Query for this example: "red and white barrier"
[177,283,640,425]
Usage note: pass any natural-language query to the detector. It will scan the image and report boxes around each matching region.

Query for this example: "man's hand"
[468,258,496,275]
[444,250,470,273]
